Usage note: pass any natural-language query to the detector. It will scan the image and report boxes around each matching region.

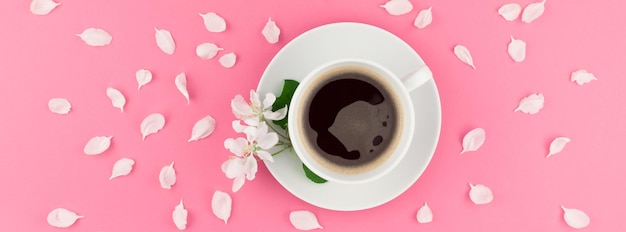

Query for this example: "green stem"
[276,140,291,146]
[271,146,291,156]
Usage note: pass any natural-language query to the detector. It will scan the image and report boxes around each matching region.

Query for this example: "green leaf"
[302,163,327,184]
[271,79,299,129]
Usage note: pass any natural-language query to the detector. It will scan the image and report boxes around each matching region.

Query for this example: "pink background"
[1,0,624,231]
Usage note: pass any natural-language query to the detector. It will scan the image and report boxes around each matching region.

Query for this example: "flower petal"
[264,106,287,121]
[109,157,135,180]
[175,73,190,104]
[221,157,245,179]
[256,150,274,162]
[515,93,544,114]
[140,113,166,140]
[106,87,126,112]
[47,208,83,228]
[84,136,113,155]
[508,36,526,62]
[219,52,237,68]
[498,3,522,21]
[262,18,281,44]
[380,0,413,16]
[461,128,485,154]
[196,42,223,59]
[413,7,433,29]
[257,132,279,150]
[562,205,590,229]
[48,98,71,114]
[224,138,248,157]
[469,183,494,205]
[243,126,259,142]
[522,0,546,23]
[155,28,175,55]
[136,69,153,90]
[244,122,269,142]
[244,156,257,181]
[212,191,232,224]
[30,0,60,15]
[289,210,323,230]
[243,117,261,127]
[76,28,112,46]
[416,202,433,224]
[188,115,216,142]
[231,95,254,118]
[159,162,176,189]
[262,93,277,110]
[232,175,245,192]
[231,120,247,133]
[571,69,597,86]
[257,121,269,134]
[250,90,262,109]
[547,137,570,158]
[172,199,188,230]
[453,45,476,69]
[200,12,226,32]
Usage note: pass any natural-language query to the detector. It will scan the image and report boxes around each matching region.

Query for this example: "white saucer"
[257,22,441,211]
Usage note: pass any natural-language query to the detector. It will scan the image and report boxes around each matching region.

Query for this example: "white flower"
[243,122,278,162]
[222,122,279,192]
[221,155,257,192]
[231,90,287,126]
[224,122,278,162]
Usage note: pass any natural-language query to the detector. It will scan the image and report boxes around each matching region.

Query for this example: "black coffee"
[303,69,398,170]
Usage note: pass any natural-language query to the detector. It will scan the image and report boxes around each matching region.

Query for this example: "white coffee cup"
[288,58,432,184]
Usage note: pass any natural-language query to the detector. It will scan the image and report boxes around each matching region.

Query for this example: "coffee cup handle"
[400,65,433,92]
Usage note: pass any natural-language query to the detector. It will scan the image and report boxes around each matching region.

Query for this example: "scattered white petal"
[219,52,237,68]
[30,0,60,15]
[188,115,216,142]
[508,36,526,62]
[562,206,590,229]
[413,7,433,29]
[515,93,544,114]
[83,136,112,155]
[522,0,546,23]
[136,69,153,90]
[76,28,112,46]
[212,191,232,224]
[47,208,83,228]
[547,137,570,158]
[231,176,245,192]
[453,45,476,69]
[469,183,493,205]
[290,210,323,230]
[571,70,597,86]
[48,98,71,114]
[155,28,175,55]
[498,3,522,21]
[261,18,281,44]
[200,12,226,32]
[461,128,486,154]
[175,73,190,104]
[196,43,223,59]
[172,199,188,230]
[159,162,176,189]
[106,87,126,112]
[140,113,165,140]
[109,158,135,180]
[416,202,433,224]
[380,0,413,16]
